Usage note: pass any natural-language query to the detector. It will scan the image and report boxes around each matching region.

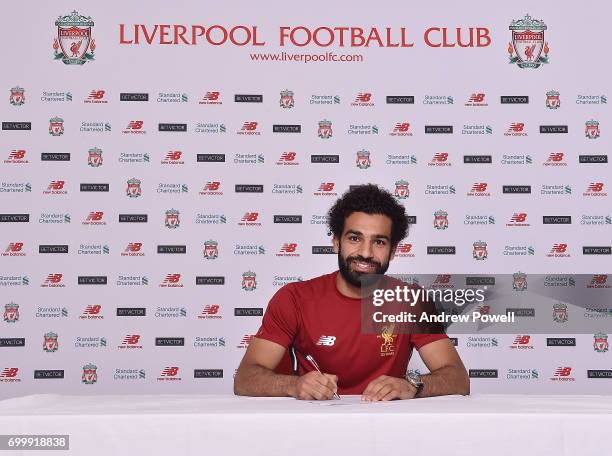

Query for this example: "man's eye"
[375,240,386,246]
[348,235,359,242]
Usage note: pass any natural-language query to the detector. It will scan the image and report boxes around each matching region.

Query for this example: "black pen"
[306,354,341,400]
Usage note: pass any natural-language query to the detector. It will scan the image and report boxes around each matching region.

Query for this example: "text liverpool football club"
[118,25,491,48]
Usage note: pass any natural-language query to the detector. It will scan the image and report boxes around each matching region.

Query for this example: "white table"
[0,394,610,455]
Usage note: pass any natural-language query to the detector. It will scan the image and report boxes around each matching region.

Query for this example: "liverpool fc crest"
[378,324,396,356]
[508,14,549,69]
[473,241,488,260]
[394,180,409,200]
[594,333,609,353]
[512,271,528,291]
[242,271,257,291]
[49,117,64,136]
[280,90,294,109]
[88,147,103,167]
[126,178,142,198]
[165,209,180,229]
[585,120,600,139]
[318,120,333,139]
[82,363,98,384]
[43,331,59,352]
[203,240,219,260]
[3,302,19,323]
[545,90,560,109]
[9,86,25,106]
[53,11,95,65]
[356,150,371,169]
[552,302,568,323]
[434,210,449,230]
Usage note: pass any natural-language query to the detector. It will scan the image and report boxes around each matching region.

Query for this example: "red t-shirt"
[255,271,448,395]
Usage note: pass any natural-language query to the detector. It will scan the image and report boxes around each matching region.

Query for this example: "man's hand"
[288,371,338,400]
[361,375,416,401]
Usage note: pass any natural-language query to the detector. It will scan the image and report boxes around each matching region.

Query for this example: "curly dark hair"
[327,184,409,246]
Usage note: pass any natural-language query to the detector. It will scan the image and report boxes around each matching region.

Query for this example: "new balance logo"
[432,152,448,162]
[280,243,297,253]
[122,335,141,345]
[202,92,220,101]
[125,243,142,252]
[202,305,220,315]
[316,335,336,346]
[165,151,182,161]
[241,212,259,222]
[44,274,63,284]
[198,304,222,320]
[553,367,572,377]
[510,213,527,223]
[551,243,568,254]
[513,335,531,345]
[48,181,65,190]
[0,368,18,378]
[468,93,485,103]
[162,274,181,284]
[83,305,101,315]
[161,367,179,377]
[587,182,604,192]
[5,242,23,253]
[279,152,296,161]
[238,335,254,348]
[204,181,221,191]
[87,90,105,100]
[355,93,371,102]
[126,120,144,130]
[241,122,258,131]
[9,150,26,160]
[86,212,103,221]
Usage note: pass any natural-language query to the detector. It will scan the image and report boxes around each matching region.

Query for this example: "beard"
[337,242,391,288]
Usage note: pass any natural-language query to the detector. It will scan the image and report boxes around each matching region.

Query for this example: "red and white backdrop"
[0,0,610,398]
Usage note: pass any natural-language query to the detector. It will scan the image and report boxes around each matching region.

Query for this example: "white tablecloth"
[0,394,610,455]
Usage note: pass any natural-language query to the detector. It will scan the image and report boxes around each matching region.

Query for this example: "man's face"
[334,212,395,287]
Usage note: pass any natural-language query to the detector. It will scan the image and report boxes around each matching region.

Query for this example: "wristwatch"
[405,371,424,398]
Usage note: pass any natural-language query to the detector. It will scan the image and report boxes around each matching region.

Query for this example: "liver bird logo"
[70,40,82,57]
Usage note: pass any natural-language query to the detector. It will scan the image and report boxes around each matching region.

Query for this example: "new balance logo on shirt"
[316,335,336,346]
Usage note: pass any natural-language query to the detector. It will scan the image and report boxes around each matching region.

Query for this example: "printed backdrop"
[0,0,610,398]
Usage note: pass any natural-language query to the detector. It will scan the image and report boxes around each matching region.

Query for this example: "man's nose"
[357,242,374,259]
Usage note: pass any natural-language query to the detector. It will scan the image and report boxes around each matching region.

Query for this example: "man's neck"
[335,272,362,299]
[335,271,385,300]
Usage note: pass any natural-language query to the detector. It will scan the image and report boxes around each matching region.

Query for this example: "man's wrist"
[405,372,424,398]
[285,376,299,398]
[400,378,417,398]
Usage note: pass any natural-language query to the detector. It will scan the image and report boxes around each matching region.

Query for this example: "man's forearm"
[234,364,298,397]
[419,365,470,397]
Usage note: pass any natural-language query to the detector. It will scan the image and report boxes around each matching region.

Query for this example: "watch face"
[407,372,423,385]
[406,372,424,397]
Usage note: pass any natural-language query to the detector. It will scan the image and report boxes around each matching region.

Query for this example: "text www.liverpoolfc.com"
[250,51,364,63]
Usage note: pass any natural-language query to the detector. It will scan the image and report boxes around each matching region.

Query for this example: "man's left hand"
[361,375,416,401]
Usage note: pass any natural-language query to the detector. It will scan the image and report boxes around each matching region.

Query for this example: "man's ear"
[332,237,340,254]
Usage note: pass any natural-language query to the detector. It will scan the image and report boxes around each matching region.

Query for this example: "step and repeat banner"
[0,0,610,398]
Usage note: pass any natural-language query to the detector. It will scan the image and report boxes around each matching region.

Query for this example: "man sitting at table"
[234,184,470,401]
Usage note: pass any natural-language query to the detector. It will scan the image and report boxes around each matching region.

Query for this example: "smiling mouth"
[352,260,377,272]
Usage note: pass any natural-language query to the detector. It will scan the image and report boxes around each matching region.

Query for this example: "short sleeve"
[410,333,449,350]
[255,285,299,349]
[408,282,448,349]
